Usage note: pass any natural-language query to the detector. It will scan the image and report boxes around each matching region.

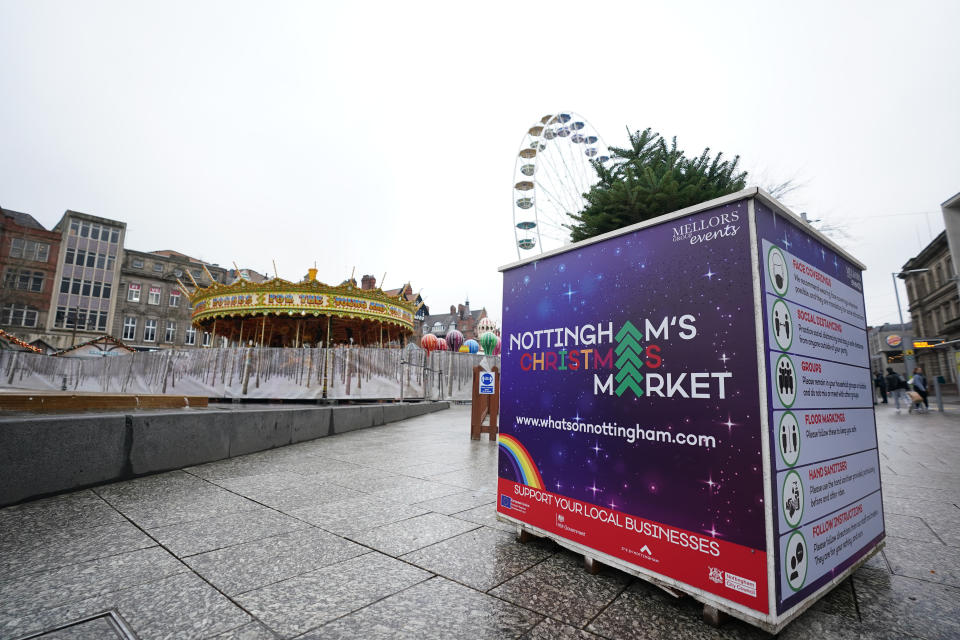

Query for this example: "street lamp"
[892,268,929,373]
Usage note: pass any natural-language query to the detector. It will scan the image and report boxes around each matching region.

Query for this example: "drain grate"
[13,611,139,640]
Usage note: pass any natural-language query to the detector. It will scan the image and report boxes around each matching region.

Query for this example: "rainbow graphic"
[498,434,544,489]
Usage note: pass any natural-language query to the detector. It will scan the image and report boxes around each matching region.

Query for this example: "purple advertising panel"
[498,202,769,614]
[755,200,883,615]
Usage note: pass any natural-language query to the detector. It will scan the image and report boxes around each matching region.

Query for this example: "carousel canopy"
[186,269,418,334]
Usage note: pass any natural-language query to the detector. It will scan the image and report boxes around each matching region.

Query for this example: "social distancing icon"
[772,299,792,351]
[775,354,797,407]
[778,412,801,467]
[785,531,808,591]
[768,247,789,297]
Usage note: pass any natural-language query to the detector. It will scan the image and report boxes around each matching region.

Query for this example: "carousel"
[184,267,419,348]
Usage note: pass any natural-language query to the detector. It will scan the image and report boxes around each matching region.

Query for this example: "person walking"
[885,367,907,411]
[911,366,929,410]
[873,371,888,404]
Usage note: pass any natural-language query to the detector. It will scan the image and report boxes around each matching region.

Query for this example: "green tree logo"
[615,321,644,398]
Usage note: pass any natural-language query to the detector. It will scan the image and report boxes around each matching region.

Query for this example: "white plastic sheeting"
[0,347,496,401]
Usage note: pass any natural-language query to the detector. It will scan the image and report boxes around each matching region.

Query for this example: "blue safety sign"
[479,371,495,395]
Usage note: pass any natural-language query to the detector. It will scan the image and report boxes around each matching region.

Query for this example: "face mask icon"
[772,253,786,290]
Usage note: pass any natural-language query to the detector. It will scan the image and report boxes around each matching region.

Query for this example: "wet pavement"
[1,404,958,639]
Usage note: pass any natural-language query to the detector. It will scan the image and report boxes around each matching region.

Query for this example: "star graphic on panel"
[782,233,792,251]
[704,266,716,281]
[721,416,736,432]
[588,482,600,496]
[820,247,826,261]
[719,352,730,364]
[562,285,576,302]
[591,441,602,456]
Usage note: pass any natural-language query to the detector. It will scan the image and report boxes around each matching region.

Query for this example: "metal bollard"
[935,375,944,413]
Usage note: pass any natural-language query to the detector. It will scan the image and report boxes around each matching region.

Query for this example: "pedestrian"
[885,367,907,411]
[873,371,888,404]
[911,366,929,410]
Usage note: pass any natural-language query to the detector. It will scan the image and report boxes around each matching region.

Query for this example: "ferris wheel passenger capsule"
[528,126,544,136]
[544,129,556,140]
[515,181,534,191]
[557,113,572,123]
[585,136,598,144]
[584,147,598,157]
[571,121,585,130]
[516,221,536,230]
[520,164,535,176]
[518,238,537,250]
[516,197,534,209]
[557,127,571,137]
[570,134,585,143]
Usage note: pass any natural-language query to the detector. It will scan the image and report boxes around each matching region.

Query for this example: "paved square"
[1,403,958,639]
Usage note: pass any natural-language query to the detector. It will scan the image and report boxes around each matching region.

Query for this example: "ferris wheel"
[513,112,610,258]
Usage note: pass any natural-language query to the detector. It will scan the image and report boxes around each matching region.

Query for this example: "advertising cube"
[497,188,883,632]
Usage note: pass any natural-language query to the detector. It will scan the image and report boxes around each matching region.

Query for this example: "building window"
[60,278,70,294]
[71,280,81,295]
[102,282,112,299]
[1,304,38,327]
[3,269,44,292]
[185,326,196,345]
[9,238,50,262]
[81,280,92,296]
[165,321,176,342]
[65,248,75,264]
[96,254,106,269]
[174,269,183,277]
[97,311,107,331]
[111,229,120,244]
[122,317,137,341]
[153,263,163,273]
[132,258,144,269]
[144,319,157,342]
[169,289,181,307]
[80,223,89,238]
[148,286,161,305]
[202,331,211,347]
[127,283,141,302]
[69,220,80,235]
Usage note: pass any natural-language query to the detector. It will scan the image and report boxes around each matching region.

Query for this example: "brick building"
[112,249,227,350]
[0,208,61,342]
[422,298,487,341]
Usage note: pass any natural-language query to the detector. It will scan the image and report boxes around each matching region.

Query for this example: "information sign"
[497,190,884,633]
[479,371,495,395]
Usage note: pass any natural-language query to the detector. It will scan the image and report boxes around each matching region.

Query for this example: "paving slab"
[400,526,555,591]
[184,527,367,596]
[300,577,542,640]
[235,552,430,638]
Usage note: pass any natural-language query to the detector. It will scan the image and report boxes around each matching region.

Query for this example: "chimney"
[361,274,376,290]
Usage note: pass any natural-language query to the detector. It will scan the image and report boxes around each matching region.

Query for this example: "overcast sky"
[2,1,958,327]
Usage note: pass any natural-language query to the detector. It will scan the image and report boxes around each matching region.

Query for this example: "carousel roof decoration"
[183,264,422,333]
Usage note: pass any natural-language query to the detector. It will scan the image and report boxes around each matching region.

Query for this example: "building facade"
[112,249,226,350]
[422,299,488,341]
[0,208,62,342]
[44,211,127,349]
[866,322,911,376]
[901,230,960,389]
